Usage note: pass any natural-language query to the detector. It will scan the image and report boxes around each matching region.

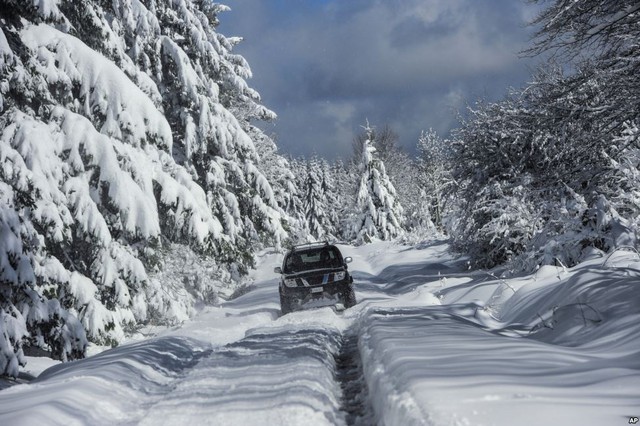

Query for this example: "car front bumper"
[280,280,352,307]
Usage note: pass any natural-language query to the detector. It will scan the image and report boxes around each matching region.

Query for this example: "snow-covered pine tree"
[319,159,339,238]
[302,159,320,240]
[252,132,304,241]
[332,159,358,240]
[0,0,287,374]
[302,157,327,240]
[349,123,404,243]
[0,174,87,376]
[107,0,286,266]
[280,157,309,243]
[0,3,231,365]
[55,0,286,261]
[350,123,420,237]
[0,3,86,376]
[351,124,398,164]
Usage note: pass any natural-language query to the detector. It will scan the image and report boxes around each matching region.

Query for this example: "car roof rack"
[292,241,330,250]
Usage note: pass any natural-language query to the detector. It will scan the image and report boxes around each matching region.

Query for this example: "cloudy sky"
[218,0,543,160]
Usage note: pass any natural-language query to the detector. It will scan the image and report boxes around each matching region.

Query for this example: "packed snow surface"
[1,241,639,425]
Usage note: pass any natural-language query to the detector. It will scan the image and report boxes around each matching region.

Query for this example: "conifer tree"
[303,158,326,240]
[332,159,358,240]
[0,0,286,374]
[350,123,404,243]
[320,159,339,238]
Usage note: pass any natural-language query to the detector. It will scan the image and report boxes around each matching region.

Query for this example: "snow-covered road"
[1,241,639,425]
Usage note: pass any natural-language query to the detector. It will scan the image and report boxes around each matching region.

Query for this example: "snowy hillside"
[1,241,638,425]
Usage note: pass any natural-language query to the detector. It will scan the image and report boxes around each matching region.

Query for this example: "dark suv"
[275,242,356,314]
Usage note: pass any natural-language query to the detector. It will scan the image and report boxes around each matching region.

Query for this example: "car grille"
[301,275,326,286]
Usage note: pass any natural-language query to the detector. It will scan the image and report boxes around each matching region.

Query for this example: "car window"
[284,247,342,272]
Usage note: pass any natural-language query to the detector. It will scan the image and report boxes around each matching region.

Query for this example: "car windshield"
[284,246,342,273]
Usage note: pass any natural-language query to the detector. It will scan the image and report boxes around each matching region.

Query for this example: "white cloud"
[220,0,542,159]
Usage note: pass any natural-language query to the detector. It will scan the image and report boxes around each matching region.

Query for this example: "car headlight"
[334,271,346,281]
[284,278,298,287]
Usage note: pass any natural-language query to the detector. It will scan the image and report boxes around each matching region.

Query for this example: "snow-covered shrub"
[601,124,640,231]
[451,62,640,270]
[454,181,540,267]
[415,129,454,232]
[392,127,456,245]
[514,189,616,270]
[145,242,238,324]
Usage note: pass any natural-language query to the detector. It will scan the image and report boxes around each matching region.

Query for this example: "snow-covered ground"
[1,241,639,425]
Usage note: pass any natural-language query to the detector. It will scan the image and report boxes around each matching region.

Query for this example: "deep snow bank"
[0,336,209,424]
[357,250,640,426]
[139,324,346,426]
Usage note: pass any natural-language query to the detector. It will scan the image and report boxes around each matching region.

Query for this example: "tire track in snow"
[135,309,377,426]
[335,327,374,426]
[138,324,347,425]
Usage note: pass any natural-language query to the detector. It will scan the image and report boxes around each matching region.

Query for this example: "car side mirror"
[344,257,352,264]
[274,266,282,274]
